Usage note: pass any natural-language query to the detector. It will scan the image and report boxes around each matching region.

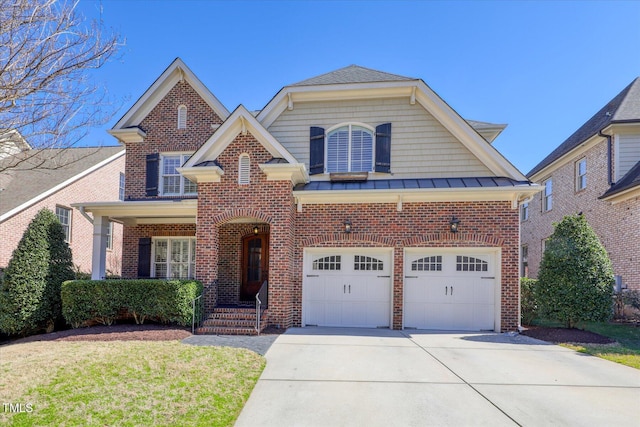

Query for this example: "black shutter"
[309,127,325,175]
[375,123,392,173]
[138,237,152,278]
[145,153,160,196]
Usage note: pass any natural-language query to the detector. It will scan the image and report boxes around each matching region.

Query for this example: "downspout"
[598,129,613,185]
[78,206,94,224]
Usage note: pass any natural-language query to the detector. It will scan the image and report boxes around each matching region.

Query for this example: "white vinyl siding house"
[268,98,492,179]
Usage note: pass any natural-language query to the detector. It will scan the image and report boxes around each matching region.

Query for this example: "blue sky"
[77,0,640,174]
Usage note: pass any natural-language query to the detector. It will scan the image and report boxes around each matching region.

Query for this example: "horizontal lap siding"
[617,133,640,180]
[268,98,492,179]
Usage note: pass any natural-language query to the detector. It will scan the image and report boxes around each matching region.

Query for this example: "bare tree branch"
[0,0,123,173]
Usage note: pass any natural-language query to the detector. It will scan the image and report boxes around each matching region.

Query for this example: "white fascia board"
[0,150,126,222]
[177,165,224,183]
[258,82,416,128]
[71,199,197,219]
[528,133,605,182]
[294,185,542,206]
[259,163,309,185]
[112,58,229,130]
[600,186,640,204]
[413,81,526,181]
[184,105,298,167]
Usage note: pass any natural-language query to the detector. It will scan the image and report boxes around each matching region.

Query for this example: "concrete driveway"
[235,327,640,427]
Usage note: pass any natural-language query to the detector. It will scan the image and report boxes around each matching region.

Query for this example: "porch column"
[91,216,109,280]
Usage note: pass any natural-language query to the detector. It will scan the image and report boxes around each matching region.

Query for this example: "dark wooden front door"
[241,233,269,301]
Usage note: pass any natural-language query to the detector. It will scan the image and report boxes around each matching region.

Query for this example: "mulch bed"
[520,326,616,344]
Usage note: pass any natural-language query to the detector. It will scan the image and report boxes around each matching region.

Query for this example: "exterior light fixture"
[253,226,259,235]
[344,219,352,234]
[449,216,460,233]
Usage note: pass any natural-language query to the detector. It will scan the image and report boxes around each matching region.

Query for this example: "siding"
[267,98,492,179]
[617,133,640,180]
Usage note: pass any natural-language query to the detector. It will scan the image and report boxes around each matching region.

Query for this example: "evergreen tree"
[0,208,74,335]
[535,214,614,328]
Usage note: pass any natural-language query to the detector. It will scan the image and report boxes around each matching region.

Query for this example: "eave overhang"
[72,199,197,226]
[259,163,309,185]
[599,185,640,204]
[108,127,147,144]
[176,165,224,183]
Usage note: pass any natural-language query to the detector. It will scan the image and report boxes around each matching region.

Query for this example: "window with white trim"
[238,154,250,184]
[521,202,529,221]
[177,105,187,129]
[55,206,72,243]
[106,221,113,250]
[326,124,374,173]
[354,255,383,271]
[543,178,553,211]
[313,255,341,271]
[160,153,196,196]
[152,237,196,279]
[119,173,125,201]
[456,256,488,272]
[521,245,528,277]
[576,159,586,191]
[412,256,442,271]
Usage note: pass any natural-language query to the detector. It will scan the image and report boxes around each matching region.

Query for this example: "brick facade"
[522,139,640,290]
[0,155,125,275]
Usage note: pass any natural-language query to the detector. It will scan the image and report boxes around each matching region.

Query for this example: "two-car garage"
[302,248,500,331]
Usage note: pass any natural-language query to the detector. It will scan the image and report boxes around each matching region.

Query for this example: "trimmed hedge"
[61,279,203,328]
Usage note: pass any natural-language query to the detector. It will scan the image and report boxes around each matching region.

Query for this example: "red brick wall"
[0,154,125,275]
[522,140,640,290]
[123,80,223,200]
[294,202,521,331]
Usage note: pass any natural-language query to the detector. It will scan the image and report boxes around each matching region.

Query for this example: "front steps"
[196,307,268,335]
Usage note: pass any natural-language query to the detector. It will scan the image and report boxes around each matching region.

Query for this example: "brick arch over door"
[301,233,395,248]
[212,209,272,226]
[403,232,504,247]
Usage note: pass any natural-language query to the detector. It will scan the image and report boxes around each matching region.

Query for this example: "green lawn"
[0,341,265,426]
[533,319,640,369]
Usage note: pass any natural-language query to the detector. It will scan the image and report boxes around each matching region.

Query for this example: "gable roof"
[111,58,230,132]
[0,146,124,220]
[291,65,415,86]
[528,77,640,177]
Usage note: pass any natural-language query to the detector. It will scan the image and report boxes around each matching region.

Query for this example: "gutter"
[78,205,94,224]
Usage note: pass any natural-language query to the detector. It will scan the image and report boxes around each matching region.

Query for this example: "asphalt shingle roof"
[527,77,640,177]
[600,160,640,199]
[0,146,124,216]
[291,65,416,86]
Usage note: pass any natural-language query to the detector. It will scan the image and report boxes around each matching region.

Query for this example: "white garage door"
[303,249,392,328]
[404,249,497,331]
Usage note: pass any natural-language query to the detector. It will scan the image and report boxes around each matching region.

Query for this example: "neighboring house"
[522,77,640,291]
[0,146,126,276]
[76,58,539,333]
[0,130,31,160]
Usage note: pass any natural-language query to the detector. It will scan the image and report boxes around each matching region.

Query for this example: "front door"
[241,233,269,301]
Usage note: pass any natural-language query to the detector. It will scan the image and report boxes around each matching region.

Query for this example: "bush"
[62,279,203,328]
[520,277,538,325]
[535,214,614,328]
[0,209,74,335]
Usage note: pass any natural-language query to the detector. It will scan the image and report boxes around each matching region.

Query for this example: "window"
[543,179,553,211]
[542,238,549,254]
[354,255,383,271]
[326,124,374,173]
[106,221,114,250]
[55,206,72,243]
[456,256,488,272]
[177,105,187,129]
[411,256,442,271]
[521,202,529,221]
[161,154,196,196]
[119,173,125,201]
[238,154,250,184]
[313,255,341,271]
[152,237,196,279]
[576,159,587,191]
[521,245,528,277]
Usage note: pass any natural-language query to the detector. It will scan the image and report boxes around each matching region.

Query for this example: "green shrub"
[62,279,203,327]
[520,277,538,325]
[535,214,614,328]
[0,209,74,335]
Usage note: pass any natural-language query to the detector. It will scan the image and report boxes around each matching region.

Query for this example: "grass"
[533,318,640,369]
[0,340,265,426]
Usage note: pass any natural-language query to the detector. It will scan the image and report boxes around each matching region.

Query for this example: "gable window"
[55,206,72,243]
[152,237,196,279]
[160,153,196,196]
[119,172,125,201]
[543,178,553,211]
[521,202,529,221]
[238,153,250,184]
[576,159,587,191]
[177,105,187,129]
